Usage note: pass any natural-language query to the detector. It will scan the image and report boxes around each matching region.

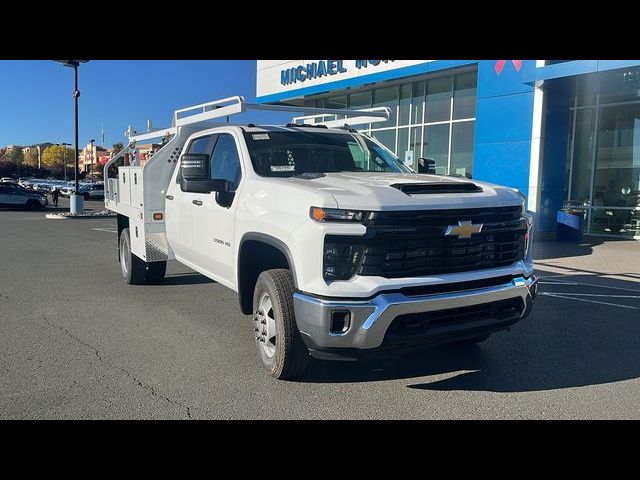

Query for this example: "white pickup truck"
[104,96,537,379]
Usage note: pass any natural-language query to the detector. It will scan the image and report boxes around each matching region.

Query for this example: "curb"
[45,212,116,220]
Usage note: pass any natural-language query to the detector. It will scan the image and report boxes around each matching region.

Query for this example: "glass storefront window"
[599,67,640,105]
[569,108,596,205]
[450,122,475,178]
[373,87,398,129]
[566,69,640,237]
[349,90,372,130]
[424,124,450,175]
[371,129,396,154]
[577,74,600,107]
[409,126,422,169]
[592,104,640,209]
[326,95,347,121]
[590,208,640,237]
[411,81,425,125]
[349,91,371,109]
[397,127,409,161]
[399,84,411,126]
[453,71,477,120]
[426,76,452,123]
[308,67,477,177]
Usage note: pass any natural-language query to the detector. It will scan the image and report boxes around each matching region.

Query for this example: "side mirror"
[180,178,230,194]
[180,153,210,180]
[417,158,436,174]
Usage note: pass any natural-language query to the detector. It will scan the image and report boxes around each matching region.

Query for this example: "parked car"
[60,182,81,197]
[79,183,104,200]
[0,177,17,184]
[0,182,47,209]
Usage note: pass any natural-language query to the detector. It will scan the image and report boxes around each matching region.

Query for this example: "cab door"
[191,132,243,286]
[165,134,216,263]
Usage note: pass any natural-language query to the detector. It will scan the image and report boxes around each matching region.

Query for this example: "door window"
[210,134,242,191]
[2,184,19,195]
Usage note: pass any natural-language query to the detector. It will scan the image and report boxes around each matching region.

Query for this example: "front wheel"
[252,269,309,380]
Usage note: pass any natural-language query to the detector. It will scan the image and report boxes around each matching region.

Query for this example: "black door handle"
[192,199,203,206]
[165,195,174,200]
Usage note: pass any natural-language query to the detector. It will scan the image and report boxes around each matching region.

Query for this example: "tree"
[41,145,74,171]
[23,149,39,168]
[6,147,24,165]
[0,147,6,162]
[112,142,124,156]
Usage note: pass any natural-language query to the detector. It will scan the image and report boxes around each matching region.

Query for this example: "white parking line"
[92,228,117,233]
[541,292,640,299]
[539,280,640,293]
[538,292,638,310]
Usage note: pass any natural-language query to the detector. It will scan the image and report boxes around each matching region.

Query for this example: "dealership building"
[256,60,640,239]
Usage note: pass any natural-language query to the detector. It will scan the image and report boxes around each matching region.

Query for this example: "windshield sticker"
[271,165,295,172]
[252,133,270,140]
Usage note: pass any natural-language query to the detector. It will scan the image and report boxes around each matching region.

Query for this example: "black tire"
[119,228,146,285]
[24,199,41,210]
[449,333,491,347]
[146,261,167,284]
[252,269,309,379]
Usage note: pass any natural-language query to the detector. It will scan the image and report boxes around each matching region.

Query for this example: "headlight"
[323,239,364,280]
[511,189,527,214]
[523,210,534,259]
[310,207,368,223]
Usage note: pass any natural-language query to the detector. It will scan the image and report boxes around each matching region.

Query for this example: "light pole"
[88,138,95,179]
[55,60,88,214]
[57,143,71,181]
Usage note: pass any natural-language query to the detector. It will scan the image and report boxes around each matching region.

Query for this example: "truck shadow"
[299,269,640,392]
[162,273,216,286]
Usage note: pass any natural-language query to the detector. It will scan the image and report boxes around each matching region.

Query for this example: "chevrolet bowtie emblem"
[444,220,483,239]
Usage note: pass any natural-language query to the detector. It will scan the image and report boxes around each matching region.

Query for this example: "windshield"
[243,130,412,177]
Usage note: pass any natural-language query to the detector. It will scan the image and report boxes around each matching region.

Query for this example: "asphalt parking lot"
[1,198,639,419]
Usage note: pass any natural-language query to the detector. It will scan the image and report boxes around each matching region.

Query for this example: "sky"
[0,60,292,148]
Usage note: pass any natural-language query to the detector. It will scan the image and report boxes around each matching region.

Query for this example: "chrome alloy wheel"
[254,293,277,358]
[120,234,130,278]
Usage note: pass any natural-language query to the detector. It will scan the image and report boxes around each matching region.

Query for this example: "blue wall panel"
[472,60,536,204]
[475,92,535,144]
[473,140,532,197]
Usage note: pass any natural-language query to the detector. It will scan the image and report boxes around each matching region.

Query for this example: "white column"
[527,60,547,213]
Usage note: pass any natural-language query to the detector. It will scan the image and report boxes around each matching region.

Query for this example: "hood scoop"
[391,182,483,195]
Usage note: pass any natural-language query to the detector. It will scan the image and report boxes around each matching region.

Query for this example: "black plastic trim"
[296,272,532,302]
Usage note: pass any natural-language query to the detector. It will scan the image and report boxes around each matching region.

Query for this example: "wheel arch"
[237,233,298,315]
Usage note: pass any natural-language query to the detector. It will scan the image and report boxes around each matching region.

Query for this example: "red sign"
[495,60,522,75]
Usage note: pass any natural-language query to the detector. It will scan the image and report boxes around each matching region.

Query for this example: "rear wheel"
[252,269,309,380]
[119,228,146,285]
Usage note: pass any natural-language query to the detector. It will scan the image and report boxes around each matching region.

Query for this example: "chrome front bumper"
[293,275,538,351]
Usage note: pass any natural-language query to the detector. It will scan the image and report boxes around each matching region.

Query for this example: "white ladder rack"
[124,96,390,143]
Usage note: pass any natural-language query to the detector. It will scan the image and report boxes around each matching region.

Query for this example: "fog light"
[330,310,351,334]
